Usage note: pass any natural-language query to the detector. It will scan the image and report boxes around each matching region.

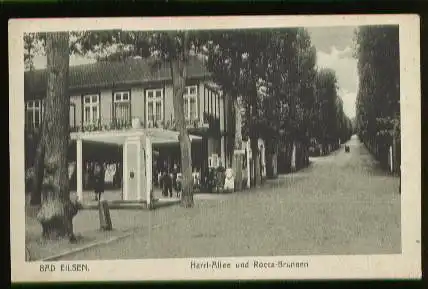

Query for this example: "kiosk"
[71,128,201,206]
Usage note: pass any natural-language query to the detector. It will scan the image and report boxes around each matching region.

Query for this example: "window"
[114,91,129,103]
[25,100,43,129]
[184,85,198,120]
[83,94,100,124]
[113,91,131,122]
[145,89,163,124]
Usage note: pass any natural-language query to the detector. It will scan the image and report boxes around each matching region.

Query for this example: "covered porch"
[70,128,202,206]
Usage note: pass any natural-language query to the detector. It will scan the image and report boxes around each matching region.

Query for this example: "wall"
[100,89,112,126]
[70,95,81,127]
[64,79,218,129]
[131,86,145,123]
[164,83,174,123]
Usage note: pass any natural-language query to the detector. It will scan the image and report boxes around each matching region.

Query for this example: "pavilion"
[70,127,202,206]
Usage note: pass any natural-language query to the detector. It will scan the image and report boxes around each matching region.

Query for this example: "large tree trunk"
[249,76,261,187]
[30,133,45,205]
[170,32,193,208]
[36,32,78,240]
[232,96,243,191]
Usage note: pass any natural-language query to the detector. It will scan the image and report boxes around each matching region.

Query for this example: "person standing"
[162,169,173,198]
[172,163,179,193]
[93,162,105,202]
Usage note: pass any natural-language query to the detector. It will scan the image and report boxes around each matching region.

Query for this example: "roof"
[25,56,211,99]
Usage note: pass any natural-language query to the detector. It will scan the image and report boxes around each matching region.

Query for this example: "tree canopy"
[354,25,400,169]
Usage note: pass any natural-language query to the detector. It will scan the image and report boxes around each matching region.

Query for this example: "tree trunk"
[170,33,193,208]
[30,134,45,205]
[250,138,261,187]
[36,32,78,240]
[291,141,297,172]
[232,96,243,191]
[265,138,278,179]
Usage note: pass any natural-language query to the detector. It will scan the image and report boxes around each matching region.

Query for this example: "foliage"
[312,68,352,145]
[354,25,400,163]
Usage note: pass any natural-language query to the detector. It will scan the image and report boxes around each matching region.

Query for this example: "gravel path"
[58,136,401,260]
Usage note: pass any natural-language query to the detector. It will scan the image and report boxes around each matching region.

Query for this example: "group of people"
[157,164,201,198]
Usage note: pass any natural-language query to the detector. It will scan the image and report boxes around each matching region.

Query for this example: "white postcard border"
[9,15,421,282]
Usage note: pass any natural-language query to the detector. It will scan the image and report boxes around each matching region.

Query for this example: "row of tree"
[354,25,400,173]
[25,29,354,239]
[203,29,353,184]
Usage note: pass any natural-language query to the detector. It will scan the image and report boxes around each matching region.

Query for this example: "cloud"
[316,45,358,118]
[307,26,356,53]
[337,46,354,59]
[338,89,357,119]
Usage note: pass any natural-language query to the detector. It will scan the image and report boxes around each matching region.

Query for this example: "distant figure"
[216,161,226,192]
[172,163,179,192]
[162,170,173,198]
[345,145,350,153]
[176,173,183,198]
[93,162,105,201]
[224,168,235,193]
[192,168,200,188]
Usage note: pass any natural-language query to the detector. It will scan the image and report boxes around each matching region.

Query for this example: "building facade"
[24,56,231,195]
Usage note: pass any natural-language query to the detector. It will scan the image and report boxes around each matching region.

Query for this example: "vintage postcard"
[9,15,421,282]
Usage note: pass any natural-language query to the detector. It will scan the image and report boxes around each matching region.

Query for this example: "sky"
[307,26,359,119]
[31,27,359,118]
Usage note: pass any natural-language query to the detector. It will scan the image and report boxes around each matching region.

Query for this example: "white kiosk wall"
[144,136,152,206]
[123,134,152,204]
[124,137,140,201]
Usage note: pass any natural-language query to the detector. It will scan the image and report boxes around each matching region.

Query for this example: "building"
[24,56,231,202]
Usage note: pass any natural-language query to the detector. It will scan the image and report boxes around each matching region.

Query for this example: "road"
[59,135,401,260]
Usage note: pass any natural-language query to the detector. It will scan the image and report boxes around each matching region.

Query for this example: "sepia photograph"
[9,15,420,282]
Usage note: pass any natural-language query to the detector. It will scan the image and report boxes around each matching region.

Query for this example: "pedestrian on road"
[93,162,105,202]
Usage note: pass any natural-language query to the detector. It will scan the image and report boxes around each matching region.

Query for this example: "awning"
[70,128,202,146]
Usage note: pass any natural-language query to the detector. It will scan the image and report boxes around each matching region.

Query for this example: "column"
[246,141,251,189]
[122,142,128,200]
[76,139,83,202]
[220,136,226,167]
[145,137,152,206]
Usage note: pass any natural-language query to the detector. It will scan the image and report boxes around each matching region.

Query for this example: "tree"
[34,32,78,239]
[154,31,195,207]
[204,30,269,187]
[354,25,400,172]
[203,31,251,190]
[313,68,343,152]
[260,28,317,172]
[261,29,300,173]
[24,33,38,71]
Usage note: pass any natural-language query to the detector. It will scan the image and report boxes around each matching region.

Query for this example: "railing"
[70,117,132,133]
[26,112,219,134]
[146,116,209,130]
[69,117,211,133]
